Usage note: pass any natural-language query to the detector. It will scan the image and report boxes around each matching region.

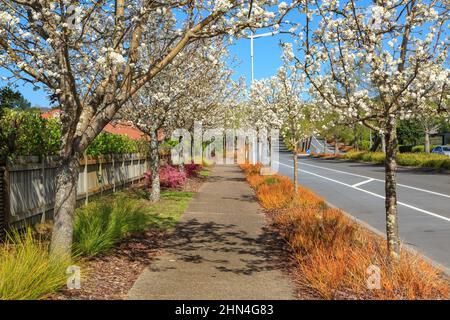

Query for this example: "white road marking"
[352,178,374,187]
[282,157,450,199]
[277,161,450,223]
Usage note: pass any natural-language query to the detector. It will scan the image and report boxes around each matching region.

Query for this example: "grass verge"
[239,163,449,300]
[342,151,450,170]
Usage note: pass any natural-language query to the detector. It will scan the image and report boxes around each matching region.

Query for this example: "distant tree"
[397,120,424,147]
[0,86,31,115]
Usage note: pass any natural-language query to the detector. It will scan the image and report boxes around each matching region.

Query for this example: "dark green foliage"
[397,120,424,146]
[0,109,146,160]
[0,109,60,160]
[85,132,142,156]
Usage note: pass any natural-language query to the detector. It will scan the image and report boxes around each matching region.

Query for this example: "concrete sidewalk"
[128,165,295,300]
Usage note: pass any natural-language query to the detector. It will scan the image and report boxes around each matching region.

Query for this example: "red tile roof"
[104,122,147,141]
[41,109,60,119]
[41,109,150,141]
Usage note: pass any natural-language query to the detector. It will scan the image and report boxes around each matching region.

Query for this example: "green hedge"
[0,109,60,160]
[410,145,439,153]
[343,151,450,170]
[86,132,147,156]
[0,109,148,160]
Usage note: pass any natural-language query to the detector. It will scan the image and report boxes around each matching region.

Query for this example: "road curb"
[305,156,450,175]
[325,201,450,278]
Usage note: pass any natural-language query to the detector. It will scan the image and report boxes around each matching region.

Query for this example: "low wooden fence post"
[0,166,9,238]
[84,153,89,205]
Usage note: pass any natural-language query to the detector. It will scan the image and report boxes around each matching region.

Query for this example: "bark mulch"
[49,229,167,300]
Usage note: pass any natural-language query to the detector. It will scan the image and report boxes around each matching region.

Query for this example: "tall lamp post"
[249,31,280,83]
[248,30,280,170]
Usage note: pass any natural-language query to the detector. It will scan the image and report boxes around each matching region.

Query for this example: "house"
[41,109,151,141]
[430,132,450,145]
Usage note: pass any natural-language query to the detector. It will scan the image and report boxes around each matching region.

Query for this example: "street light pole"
[250,32,254,83]
[247,30,281,167]
[248,30,280,84]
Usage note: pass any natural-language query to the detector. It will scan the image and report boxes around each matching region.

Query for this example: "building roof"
[41,109,60,119]
[104,122,147,141]
[40,109,149,141]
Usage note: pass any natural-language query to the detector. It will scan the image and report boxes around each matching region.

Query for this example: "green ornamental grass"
[73,195,149,257]
[0,229,71,300]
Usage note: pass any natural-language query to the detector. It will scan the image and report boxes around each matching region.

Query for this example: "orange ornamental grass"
[274,205,449,300]
[246,174,266,190]
[239,163,261,175]
[256,176,295,210]
[294,186,325,209]
[239,165,449,300]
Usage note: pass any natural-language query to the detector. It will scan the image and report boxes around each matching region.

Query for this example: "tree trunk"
[149,128,160,202]
[353,137,359,151]
[424,131,430,153]
[293,150,298,191]
[384,117,401,260]
[370,135,380,152]
[334,136,339,155]
[381,133,386,153]
[50,156,80,258]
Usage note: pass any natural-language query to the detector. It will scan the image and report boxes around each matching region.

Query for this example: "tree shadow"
[149,218,291,276]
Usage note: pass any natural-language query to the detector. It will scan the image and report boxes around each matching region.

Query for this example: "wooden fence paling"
[84,153,88,205]
[0,166,7,237]
[5,153,149,228]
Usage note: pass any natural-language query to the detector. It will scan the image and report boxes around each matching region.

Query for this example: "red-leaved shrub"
[145,165,186,189]
[184,163,203,177]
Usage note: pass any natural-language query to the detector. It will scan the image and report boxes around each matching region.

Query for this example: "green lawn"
[145,191,194,229]
[199,170,210,177]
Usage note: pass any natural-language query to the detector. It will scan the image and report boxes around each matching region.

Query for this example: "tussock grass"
[0,187,195,299]
[239,162,262,175]
[256,176,295,210]
[73,194,149,257]
[73,189,194,256]
[0,229,71,300]
[240,164,449,300]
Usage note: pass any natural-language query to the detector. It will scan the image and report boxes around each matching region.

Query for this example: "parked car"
[431,146,450,156]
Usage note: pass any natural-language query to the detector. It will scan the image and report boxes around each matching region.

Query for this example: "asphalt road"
[275,152,450,270]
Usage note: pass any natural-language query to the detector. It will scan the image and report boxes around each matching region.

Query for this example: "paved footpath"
[128,165,295,300]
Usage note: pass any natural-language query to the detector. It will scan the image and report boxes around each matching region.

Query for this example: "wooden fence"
[0,166,6,238]
[2,154,149,228]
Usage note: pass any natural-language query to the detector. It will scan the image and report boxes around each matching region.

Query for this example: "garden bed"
[0,164,208,300]
[239,163,449,300]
